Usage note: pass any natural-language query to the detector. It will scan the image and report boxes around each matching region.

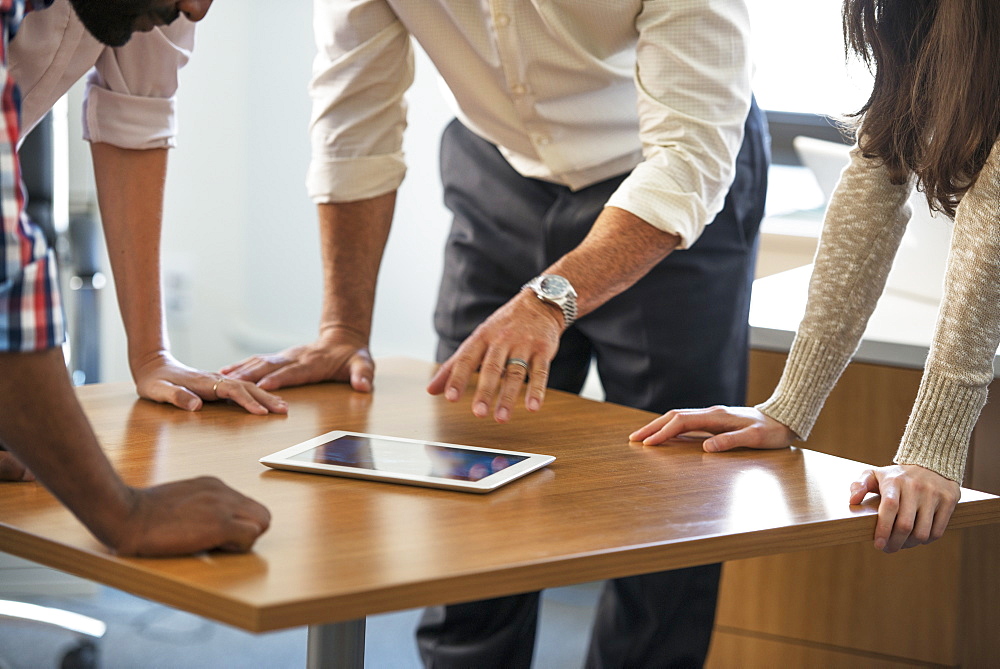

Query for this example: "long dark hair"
[843,0,1000,216]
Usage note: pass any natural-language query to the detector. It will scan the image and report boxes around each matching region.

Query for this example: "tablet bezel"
[259,430,555,493]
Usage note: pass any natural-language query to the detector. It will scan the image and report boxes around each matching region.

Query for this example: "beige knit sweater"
[757,140,1000,483]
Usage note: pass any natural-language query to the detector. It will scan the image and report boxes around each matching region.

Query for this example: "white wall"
[81,2,452,382]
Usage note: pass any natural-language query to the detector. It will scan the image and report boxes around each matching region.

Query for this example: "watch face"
[538,275,570,298]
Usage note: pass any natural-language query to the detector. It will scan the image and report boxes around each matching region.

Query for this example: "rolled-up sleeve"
[82,17,194,150]
[307,0,413,203]
[605,0,752,248]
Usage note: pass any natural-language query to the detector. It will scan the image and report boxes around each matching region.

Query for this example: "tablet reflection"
[427,449,520,482]
[300,434,527,482]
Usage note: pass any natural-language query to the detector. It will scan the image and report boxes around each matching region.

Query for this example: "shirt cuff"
[307,154,406,203]
[83,85,177,150]
[604,160,710,249]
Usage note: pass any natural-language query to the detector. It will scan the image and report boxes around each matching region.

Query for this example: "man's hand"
[629,405,797,451]
[429,205,680,423]
[133,351,288,415]
[226,194,392,396]
[0,450,34,482]
[849,464,960,553]
[0,348,268,558]
[428,291,563,423]
[221,326,376,393]
[109,477,271,557]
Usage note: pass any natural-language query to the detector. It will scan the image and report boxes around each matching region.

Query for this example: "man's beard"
[67,1,181,47]
[67,0,135,46]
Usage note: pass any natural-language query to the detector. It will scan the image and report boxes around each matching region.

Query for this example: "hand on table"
[109,477,271,557]
[133,351,287,415]
[427,292,563,423]
[221,326,375,393]
[632,407,961,554]
[629,405,797,451]
[849,464,960,553]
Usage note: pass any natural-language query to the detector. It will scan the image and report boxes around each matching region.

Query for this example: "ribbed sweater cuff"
[894,371,986,483]
[755,335,854,440]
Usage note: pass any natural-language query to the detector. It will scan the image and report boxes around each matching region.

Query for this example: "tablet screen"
[287,434,530,482]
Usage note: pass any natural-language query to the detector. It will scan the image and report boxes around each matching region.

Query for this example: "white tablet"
[259,430,555,493]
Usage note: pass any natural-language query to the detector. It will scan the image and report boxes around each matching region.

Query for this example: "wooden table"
[2,357,999,667]
[734,268,1000,666]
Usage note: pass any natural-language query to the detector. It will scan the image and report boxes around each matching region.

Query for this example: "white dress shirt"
[10,0,194,150]
[309,0,753,247]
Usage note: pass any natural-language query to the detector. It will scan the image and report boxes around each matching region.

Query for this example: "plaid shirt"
[1,0,63,351]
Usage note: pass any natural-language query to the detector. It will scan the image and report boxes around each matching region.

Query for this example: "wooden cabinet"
[707,350,1000,667]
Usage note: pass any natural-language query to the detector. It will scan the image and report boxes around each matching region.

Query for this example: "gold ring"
[212,377,227,398]
[505,358,529,373]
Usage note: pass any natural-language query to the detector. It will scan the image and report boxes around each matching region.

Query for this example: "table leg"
[307,619,366,669]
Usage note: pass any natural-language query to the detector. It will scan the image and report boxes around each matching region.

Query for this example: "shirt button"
[511,83,526,96]
[534,135,551,147]
[495,13,510,27]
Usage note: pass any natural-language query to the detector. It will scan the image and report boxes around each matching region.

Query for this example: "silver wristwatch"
[522,274,578,327]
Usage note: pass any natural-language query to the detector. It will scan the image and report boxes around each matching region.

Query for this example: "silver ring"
[505,358,529,373]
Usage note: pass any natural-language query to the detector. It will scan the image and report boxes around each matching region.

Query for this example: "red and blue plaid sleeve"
[0,0,64,351]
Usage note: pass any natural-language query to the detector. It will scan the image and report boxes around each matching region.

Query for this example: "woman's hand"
[849,464,961,553]
[629,405,797,452]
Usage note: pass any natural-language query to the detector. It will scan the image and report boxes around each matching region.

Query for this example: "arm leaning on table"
[0,350,271,556]
[221,2,408,395]
[90,143,287,415]
[0,209,272,559]
[633,141,1000,553]
[0,158,272,555]
[221,193,396,394]
[83,18,286,414]
[0,9,270,556]
[226,0,748,424]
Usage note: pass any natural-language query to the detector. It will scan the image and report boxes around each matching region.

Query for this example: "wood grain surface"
[2,357,998,633]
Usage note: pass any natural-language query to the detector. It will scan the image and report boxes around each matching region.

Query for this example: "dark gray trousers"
[420,102,769,668]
